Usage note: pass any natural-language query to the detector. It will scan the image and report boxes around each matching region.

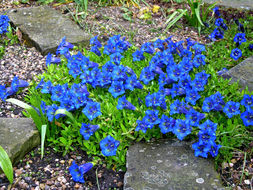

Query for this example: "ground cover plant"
[0,1,253,188]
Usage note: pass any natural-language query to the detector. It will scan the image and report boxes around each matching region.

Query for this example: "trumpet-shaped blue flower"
[159,115,175,134]
[198,128,216,144]
[46,53,61,66]
[192,141,211,158]
[0,15,10,34]
[90,45,101,56]
[198,119,218,131]
[233,33,247,45]
[109,81,125,98]
[173,119,192,141]
[56,36,73,58]
[143,109,161,126]
[230,48,242,60]
[117,95,136,110]
[69,161,93,183]
[0,85,7,101]
[241,109,253,126]
[80,123,99,140]
[135,119,152,133]
[139,67,155,85]
[145,92,166,109]
[223,101,240,118]
[90,36,102,48]
[41,81,52,94]
[141,42,155,54]
[110,52,123,65]
[100,135,120,156]
[241,94,253,110]
[186,108,205,127]
[212,7,220,16]
[209,28,224,41]
[209,141,222,157]
[82,101,101,121]
[132,50,145,62]
[185,89,201,105]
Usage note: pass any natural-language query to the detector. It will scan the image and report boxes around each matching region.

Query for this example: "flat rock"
[124,139,224,190]
[222,56,253,92]
[0,118,40,166]
[7,6,89,55]
[203,0,253,10]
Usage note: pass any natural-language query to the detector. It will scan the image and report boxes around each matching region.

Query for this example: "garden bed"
[0,0,253,189]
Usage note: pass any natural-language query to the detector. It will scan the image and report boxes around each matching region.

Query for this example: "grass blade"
[0,145,13,184]
[41,125,47,159]
[55,109,78,128]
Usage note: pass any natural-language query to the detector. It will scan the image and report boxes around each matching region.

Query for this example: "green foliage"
[0,145,13,184]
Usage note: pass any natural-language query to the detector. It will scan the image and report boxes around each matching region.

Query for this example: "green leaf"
[41,125,47,159]
[6,98,42,131]
[164,9,187,32]
[0,145,13,184]
[55,109,78,128]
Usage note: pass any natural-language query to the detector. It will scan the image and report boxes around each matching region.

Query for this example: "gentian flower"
[80,123,99,140]
[217,68,228,76]
[51,84,66,101]
[56,37,74,58]
[170,99,189,115]
[209,141,222,157]
[193,54,206,67]
[102,61,116,76]
[230,48,242,60]
[135,119,152,133]
[186,108,205,127]
[249,44,253,51]
[241,109,253,126]
[90,45,101,56]
[198,129,216,144]
[41,81,52,94]
[0,85,7,101]
[46,53,61,66]
[192,141,211,158]
[132,50,145,62]
[69,161,93,183]
[154,39,165,51]
[192,43,205,55]
[202,92,224,112]
[186,38,197,50]
[223,101,240,118]
[233,33,247,45]
[90,36,102,48]
[198,119,218,131]
[100,135,120,156]
[110,52,123,65]
[109,81,125,98]
[117,95,136,110]
[159,115,175,134]
[185,89,201,105]
[141,42,155,54]
[173,119,192,141]
[209,28,224,41]
[0,15,10,34]
[145,92,166,109]
[82,101,101,121]
[212,7,220,16]
[139,67,155,85]
[143,109,161,126]
[40,101,48,114]
[125,75,143,91]
[241,94,253,110]
[46,104,59,122]
[112,65,127,81]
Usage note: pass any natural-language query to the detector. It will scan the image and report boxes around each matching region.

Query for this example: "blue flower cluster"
[0,15,9,34]
[100,135,120,156]
[0,76,29,101]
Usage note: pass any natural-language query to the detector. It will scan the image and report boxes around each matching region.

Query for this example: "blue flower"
[117,95,136,110]
[109,81,125,98]
[56,37,73,57]
[192,43,205,55]
[241,109,253,126]
[132,50,145,62]
[202,92,224,112]
[198,119,218,131]
[233,33,247,45]
[192,141,211,158]
[173,119,192,141]
[90,36,102,48]
[90,45,101,56]
[110,52,123,65]
[223,101,240,118]
[0,15,10,34]
[186,108,205,127]
[212,7,220,16]
[143,109,161,126]
[249,44,253,51]
[125,75,143,91]
[141,42,155,54]
[69,161,93,183]
[170,99,190,115]
[0,85,7,101]
[185,89,201,105]
[51,84,67,101]
[217,68,228,76]
[40,101,48,114]
[198,129,216,144]
[100,135,120,156]
[209,141,222,157]
[139,67,155,85]
[80,123,99,140]
[230,48,242,60]
[154,39,165,51]
[159,115,175,134]
[145,92,166,109]
[209,28,224,41]
[193,54,206,67]
[215,18,227,30]
[241,94,253,110]
[46,104,59,122]
[82,101,101,121]
[46,53,61,66]
[41,81,52,94]
[135,119,152,133]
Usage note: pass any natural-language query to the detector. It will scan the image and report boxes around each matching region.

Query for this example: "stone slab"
[222,56,253,92]
[124,139,224,190]
[203,0,253,10]
[7,6,89,55]
[0,118,40,166]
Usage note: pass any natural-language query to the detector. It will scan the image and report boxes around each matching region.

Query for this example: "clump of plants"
[0,7,252,185]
